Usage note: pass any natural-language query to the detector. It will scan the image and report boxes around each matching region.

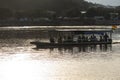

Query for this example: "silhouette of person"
[58,36,62,43]
[104,33,109,42]
[50,37,55,43]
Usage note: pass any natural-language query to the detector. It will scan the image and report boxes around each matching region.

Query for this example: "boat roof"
[46,26,113,32]
[32,26,113,29]
[53,29,112,35]
[0,26,114,31]
[55,29,112,32]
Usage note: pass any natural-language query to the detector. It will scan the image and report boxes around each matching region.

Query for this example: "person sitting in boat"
[93,35,97,42]
[50,37,55,43]
[85,36,88,42]
[78,36,82,42]
[89,34,97,42]
[67,36,73,42]
[58,36,62,43]
[99,35,103,42]
[81,35,85,42]
[89,36,93,42]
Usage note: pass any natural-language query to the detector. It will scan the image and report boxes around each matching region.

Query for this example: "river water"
[0,26,120,80]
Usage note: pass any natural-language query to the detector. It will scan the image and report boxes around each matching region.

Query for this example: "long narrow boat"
[30,41,112,48]
[30,26,114,48]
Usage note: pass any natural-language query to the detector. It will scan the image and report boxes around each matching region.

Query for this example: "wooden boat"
[30,41,112,48]
[30,26,114,48]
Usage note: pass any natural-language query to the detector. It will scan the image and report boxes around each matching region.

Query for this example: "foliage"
[0,8,13,19]
[0,0,119,19]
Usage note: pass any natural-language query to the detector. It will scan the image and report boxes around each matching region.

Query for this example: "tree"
[0,8,13,19]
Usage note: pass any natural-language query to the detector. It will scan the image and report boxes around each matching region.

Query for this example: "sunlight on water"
[1,53,120,80]
[0,26,120,80]
[0,61,56,80]
[0,45,120,80]
[0,52,57,80]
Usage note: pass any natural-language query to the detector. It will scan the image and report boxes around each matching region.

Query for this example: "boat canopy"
[74,31,112,35]
[54,29,112,33]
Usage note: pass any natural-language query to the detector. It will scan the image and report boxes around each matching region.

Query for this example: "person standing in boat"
[104,33,109,42]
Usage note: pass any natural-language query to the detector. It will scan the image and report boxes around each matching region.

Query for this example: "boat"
[30,26,114,48]
[30,41,112,48]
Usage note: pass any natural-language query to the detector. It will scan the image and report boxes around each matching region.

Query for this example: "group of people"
[50,36,63,43]
[49,36,69,43]
[78,33,110,42]
[49,33,111,43]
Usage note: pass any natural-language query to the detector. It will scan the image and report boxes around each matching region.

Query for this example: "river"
[0,26,120,80]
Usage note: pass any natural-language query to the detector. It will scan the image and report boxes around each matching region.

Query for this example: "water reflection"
[34,44,112,54]
[0,27,119,80]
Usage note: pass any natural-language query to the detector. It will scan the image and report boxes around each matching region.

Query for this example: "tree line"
[0,0,119,20]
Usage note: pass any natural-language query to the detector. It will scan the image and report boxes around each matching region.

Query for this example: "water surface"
[0,26,120,80]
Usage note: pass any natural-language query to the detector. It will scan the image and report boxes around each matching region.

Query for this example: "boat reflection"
[33,44,112,54]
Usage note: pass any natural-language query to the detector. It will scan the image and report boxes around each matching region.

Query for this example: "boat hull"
[30,41,112,48]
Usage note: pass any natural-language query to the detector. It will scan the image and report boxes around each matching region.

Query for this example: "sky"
[85,0,120,6]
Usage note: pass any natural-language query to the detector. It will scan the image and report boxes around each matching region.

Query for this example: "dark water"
[0,26,120,80]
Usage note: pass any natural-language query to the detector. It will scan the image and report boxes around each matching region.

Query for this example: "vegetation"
[0,4,119,19]
[0,0,119,25]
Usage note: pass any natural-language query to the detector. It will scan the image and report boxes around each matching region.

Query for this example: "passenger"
[68,36,71,40]
[82,35,85,42]
[89,34,97,42]
[92,34,97,41]
[58,36,62,43]
[99,35,103,41]
[85,36,88,42]
[78,36,81,42]
[50,37,55,43]
[104,33,109,42]
[89,36,93,42]
[67,36,73,42]
[94,35,97,41]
